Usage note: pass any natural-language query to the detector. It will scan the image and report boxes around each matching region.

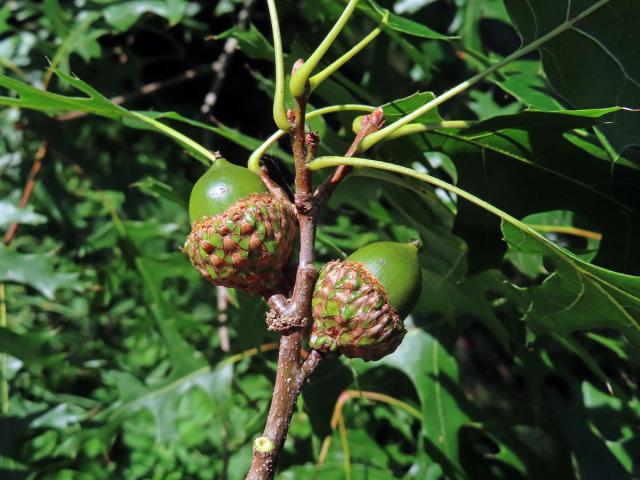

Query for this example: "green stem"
[129,112,216,165]
[0,283,8,416]
[248,130,285,173]
[266,0,290,131]
[344,390,422,420]
[525,224,602,241]
[309,157,640,346]
[309,11,388,92]
[247,104,375,173]
[359,0,611,151]
[308,103,375,117]
[308,156,567,256]
[366,120,474,140]
[337,415,351,480]
[290,0,360,97]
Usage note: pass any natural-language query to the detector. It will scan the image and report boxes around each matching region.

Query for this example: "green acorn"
[310,241,422,361]
[183,158,297,297]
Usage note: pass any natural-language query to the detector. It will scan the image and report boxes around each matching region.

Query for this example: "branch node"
[266,309,307,334]
[286,109,296,125]
[305,131,320,149]
[299,263,317,282]
[294,192,314,214]
[253,436,275,453]
[267,294,289,315]
[301,350,323,380]
[305,131,320,164]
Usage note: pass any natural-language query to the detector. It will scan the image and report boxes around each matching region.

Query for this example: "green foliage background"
[1,0,639,478]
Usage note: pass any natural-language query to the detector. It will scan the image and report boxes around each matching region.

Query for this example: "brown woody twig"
[246,60,320,479]
[2,141,47,417]
[314,108,384,203]
[245,76,386,478]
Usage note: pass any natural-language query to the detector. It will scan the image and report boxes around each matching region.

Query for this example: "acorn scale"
[310,241,422,361]
[183,158,297,297]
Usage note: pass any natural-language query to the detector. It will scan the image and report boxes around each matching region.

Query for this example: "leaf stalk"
[247,104,376,173]
[308,10,389,92]
[360,0,612,151]
[289,0,360,97]
[266,0,290,131]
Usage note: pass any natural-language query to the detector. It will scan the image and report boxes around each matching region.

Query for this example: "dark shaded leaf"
[505,0,640,156]
[0,329,65,368]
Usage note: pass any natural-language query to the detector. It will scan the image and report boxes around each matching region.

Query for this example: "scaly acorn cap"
[310,241,422,361]
[183,158,297,297]
[347,241,422,318]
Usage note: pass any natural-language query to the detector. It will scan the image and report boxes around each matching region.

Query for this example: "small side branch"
[314,108,384,203]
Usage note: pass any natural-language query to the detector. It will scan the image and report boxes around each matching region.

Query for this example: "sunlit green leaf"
[0,245,77,299]
[103,0,188,31]
[0,200,46,228]
[383,330,470,477]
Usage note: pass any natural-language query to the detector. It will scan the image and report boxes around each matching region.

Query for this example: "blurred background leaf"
[0,0,638,478]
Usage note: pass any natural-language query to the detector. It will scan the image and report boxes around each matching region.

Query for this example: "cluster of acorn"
[183,158,422,361]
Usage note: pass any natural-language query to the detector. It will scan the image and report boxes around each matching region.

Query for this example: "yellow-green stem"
[266,0,289,131]
[338,415,351,480]
[224,343,279,364]
[0,283,8,416]
[247,104,375,173]
[375,120,473,140]
[343,390,422,419]
[310,156,544,236]
[309,156,613,280]
[308,11,388,92]
[317,389,421,466]
[526,224,602,241]
[290,0,360,97]
[359,0,611,151]
[130,112,217,164]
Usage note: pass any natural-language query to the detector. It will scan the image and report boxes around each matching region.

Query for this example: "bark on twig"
[314,108,384,203]
[245,75,385,480]
[246,84,321,478]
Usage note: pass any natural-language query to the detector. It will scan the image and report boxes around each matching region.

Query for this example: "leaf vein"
[571,27,640,90]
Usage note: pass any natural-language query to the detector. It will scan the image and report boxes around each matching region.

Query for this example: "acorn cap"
[183,192,297,297]
[310,260,406,361]
[189,158,267,223]
[347,241,421,318]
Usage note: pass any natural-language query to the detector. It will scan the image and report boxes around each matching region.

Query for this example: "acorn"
[310,241,422,361]
[183,158,297,297]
